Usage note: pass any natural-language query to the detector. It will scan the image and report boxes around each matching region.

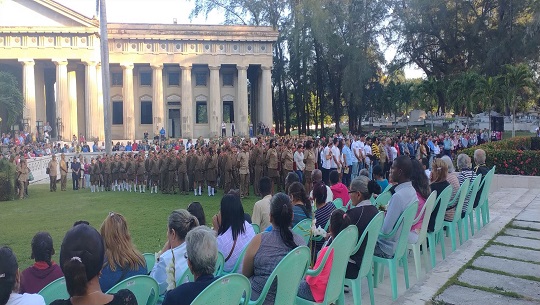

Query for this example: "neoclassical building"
[0,0,277,140]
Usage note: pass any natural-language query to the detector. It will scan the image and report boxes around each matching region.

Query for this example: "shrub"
[0,159,16,201]
[462,137,540,176]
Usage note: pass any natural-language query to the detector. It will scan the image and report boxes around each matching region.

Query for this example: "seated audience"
[99,212,147,292]
[329,170,350,206]
[284,172,300,194]
[441,155,460,202]
[0,246,46,305]
[288,182,312,227]
[163,227,218,305]
[19,232,63,294]
[309,169,333,203]
[213,194,256,273]
[372,165,389,191]
[51,224,137,305]
[428,158,450,232]
[151,209,198,295]
[409,159,432,243]
[375,156,417,258]
[252,177,273,231]
[187,202,206,226]
[456,154,477,217]
[243,193,304,304]
[297,209,351,302]
[473,149,489,208]
[312,182,337,254]
[345,176,379,279]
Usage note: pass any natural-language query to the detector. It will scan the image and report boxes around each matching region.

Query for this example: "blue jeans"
[351,162,359,180]
[295,170,304,184]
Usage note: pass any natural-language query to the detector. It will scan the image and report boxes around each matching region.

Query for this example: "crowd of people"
[0,140,491,305]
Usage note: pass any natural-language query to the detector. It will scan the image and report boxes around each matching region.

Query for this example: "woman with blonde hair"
[427,158,449,232]
[99,212,147,292]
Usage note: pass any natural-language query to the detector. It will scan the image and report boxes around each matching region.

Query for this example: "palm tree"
[474,75,503,141]
[503,64,536,137]
[0,71,24,133]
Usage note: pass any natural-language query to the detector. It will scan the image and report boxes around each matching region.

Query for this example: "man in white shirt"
[252,177,273,231]
[309,169,333,203]
[330,138,341,171]
[293,144,305,183]
[351,135,362,179]
[363,137,373,179]
[322,141,333,184]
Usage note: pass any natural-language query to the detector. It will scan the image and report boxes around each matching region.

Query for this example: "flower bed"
[461,137,540,176]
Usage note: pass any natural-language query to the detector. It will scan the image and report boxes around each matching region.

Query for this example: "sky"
[56,0,424,79]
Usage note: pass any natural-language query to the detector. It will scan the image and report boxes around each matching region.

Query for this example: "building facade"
[0,0,277,140]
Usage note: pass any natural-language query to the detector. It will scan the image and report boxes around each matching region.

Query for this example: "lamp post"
[427,111,434,132]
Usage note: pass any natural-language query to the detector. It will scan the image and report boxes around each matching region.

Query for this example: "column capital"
[180,65,192,71]
[261,65,272,71]
[120,63,134,70]
[150,64,163,70]
[18,59,35,66]
[82,60,98,67]
[208,65,221,71]
[237,65,248,71]
[52,59,68,66]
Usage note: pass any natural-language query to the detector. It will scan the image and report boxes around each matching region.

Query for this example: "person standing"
[253,139,264,197]
[231,121,235,137]
[281,140,294,190]
[237,142,250,198]
[294,144,305,184]
[47,155,58,192]
[16,158,30,199]
[167,151,178,194]
[136,154,146,193]
[71,158,81,190]
[265,139,280,193]
[176,148,188,195]
[206,147,218,196]
[303,140,316,195]
[59,154,68,191]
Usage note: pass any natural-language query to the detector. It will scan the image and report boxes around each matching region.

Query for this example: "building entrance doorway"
[168,107,181,138]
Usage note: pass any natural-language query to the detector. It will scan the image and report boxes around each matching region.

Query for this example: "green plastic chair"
[407,191,437,280]
[143,253,156,273]
[333,198,344,210]
[38,276,68,305]
[296,225,359,305]
[443,179,470,251]
[343,212,384,305]
[107,275,159,305]
[251,223,260,234]
[427,186,452,267]
[222,243,250,275]
[177,251,225,285]
[373,201,418,301]
[461,174,482,240]
[248,246,310,305]
[371,191,392,208]
[475,167,495,230]
[191,273,251,305]
[292,218,313,246]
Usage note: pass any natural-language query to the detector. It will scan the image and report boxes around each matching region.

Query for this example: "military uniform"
[167,154,177,194]
[304,148,316,194]
[159,155,169,193]
[281,148,294,190]
[176,151,188,194]
[266,147,280,191]
[205,152,218,196]
[237,148,250,197]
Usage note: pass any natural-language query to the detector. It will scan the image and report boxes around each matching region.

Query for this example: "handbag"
[28,171,34,181]
[46,167,50,175]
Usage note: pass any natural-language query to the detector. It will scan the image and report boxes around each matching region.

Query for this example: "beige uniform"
[237,150,250,197]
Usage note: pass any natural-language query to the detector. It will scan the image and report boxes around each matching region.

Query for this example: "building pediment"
[0,0,97,28]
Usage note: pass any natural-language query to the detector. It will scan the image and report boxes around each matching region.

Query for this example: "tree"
[502,64,536,137]
[0,71,24,133]
[474,75,503,140]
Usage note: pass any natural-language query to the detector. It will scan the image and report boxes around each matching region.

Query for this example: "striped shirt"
[458,169,477,213]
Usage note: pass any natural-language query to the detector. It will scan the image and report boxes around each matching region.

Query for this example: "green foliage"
[462,137,540,176]
[0,71,24,132]
[0,159,16,201]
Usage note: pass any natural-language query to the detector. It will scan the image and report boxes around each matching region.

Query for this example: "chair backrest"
[251,246,311,305]
[190,273,251,305]
[251,223,260,234]
[432,186,452,233]
[391,201,419,260]
[107,275,159,305]
[373,191,392,207]
[38,277,68,305]
[143,253,156,273]
[323,225,359,303]
[292,218,312,246]
[464,174,482,215]
[214,251,225,276]
[333,198,343,209]
[415,191,438,242]
[477,167,495,207]
[354,212,384,279]
[448,179,470,222]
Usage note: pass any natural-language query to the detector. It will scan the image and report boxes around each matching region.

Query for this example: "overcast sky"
[56,0,424,78]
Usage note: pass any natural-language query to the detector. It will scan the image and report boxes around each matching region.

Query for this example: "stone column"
[209,65,221,137]
[259,66,273,129]
[121,63,135,140]
[68,69,78,139]
[151,64,164,133]
[96,64,105,141]
[181,65,193,139]
[19,59,36,134]
[237,65,249,137]
[83,61,97,140]
[53,59,69,141]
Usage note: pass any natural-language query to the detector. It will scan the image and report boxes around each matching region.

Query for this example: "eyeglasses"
[348,190,359,194]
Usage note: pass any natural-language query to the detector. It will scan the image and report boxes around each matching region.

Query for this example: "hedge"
[0,159,16,201]
[461,137,540,176]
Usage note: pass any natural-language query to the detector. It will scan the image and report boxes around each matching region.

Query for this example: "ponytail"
[63,257,88,297]
[367,180,381,196]
[270,193,298,249]
[329,210,351,238]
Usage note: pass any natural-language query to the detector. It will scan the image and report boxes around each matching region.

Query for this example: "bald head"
[312,169,322,183]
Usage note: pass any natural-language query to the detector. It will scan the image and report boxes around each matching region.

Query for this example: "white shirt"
[390,147,398,161]
[151,242,188,295]
[222,122,226,129]
[425,169,431,179]
[331,146,340,168]
[310,185,334,203]
[294,151,305,171]
[217,221,256,273]
[322,146,332,169]
[6,293,45,305]
[363,145,372,164]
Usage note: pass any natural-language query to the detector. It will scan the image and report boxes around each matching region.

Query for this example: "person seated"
[187,202,206,226]
[99,212,147,292]
[212,195,256,273]
[421,157,431,179]
[252,177,273,232]
[456,154,477,218]
[288,182,312,227]
[162,227,219,305]
[473,149,489,208]
[329,170,350,206]
[345,176,379,279]
[440,155,460,202]
[427,158,450,232]
[309,170,333,203]
[372,165,389,191]
[297,209,351,302]
[374,156,418,258]
[312,182,337,255]
[409,159,431,243]
[0,246,46,305]
[50,224,137,305]
[151,210,199,295]
[242,193,305,304]
[284,172,300,194]
[19,232,63,294]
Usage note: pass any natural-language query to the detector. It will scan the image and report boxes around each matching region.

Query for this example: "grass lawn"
[0,181,258,269]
